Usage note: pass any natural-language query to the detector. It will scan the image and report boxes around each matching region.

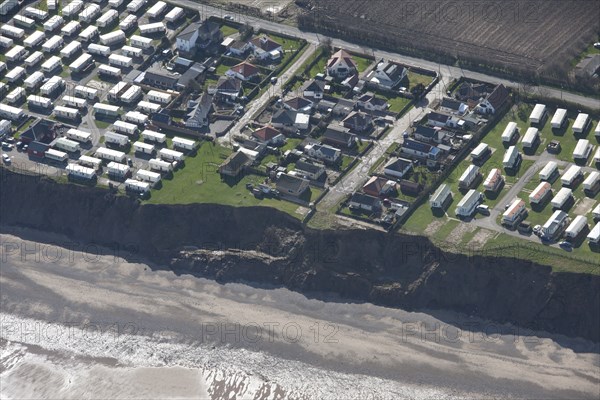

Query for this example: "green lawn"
[375,91,411,113]
[267,33,303,52]
[215,63,230,76]
[406,71,434,89]
[94,120,112,129]
[220,25,239,37]
[307,52,328,78]
[353,54,373,73]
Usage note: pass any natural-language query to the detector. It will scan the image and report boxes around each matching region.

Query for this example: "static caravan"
[0,82,5,97]
[593,203,600,220]
[6,45,27,62]
[67,128,92,143]
[1,24,24,39]
[0,103,24,120]
[108,81,129,100]
[0,35,13,48]
[470,142,489,162]
[78,26,98,42]
[87,43,111,57]
[98,64,122,77]
[127,0,148,13]
[109,0,124,8]
[79,4,101,24]
[5,66,25,83]
[133,141,155,154]
[521,127,539,150]
[551,108,567,129]
[45,149,68,163]
[136,169,161,184]
[60,40,82,59]
[106,161,131,179]
[43,15,64,32]
[113,120,138,135]
[165,7,184,23]
[61,21,81,37]
[124,111,148,125]
[0,60,5,73]
[503,145,520,169]
[588,222,600,244]
[24,31,45,48]
[93,102,120,117]
[0,119,10,136]
[42,35,64,53]
[54,106,80,120]
[541,210,569,240]
[137,101,161,113]
[96,148,127,163]
[108,54,132,68]
[595,147,600,165]
[141,129,166,144]
[78,155,102,170]
[501,199,527,228]
[40,76,64,96]
[97,10,118,28]
[529,103,547,125]
[6,87,25,104]
[120,15,138,31]
[24,51,43,67]
[458,165,479,189]
[159,148,184,162]
[13,15,35,29]
[551,187,573,210]
[565,215,588,239]
[0,0,19,16]
[572,113,590,134]
[148,158,173,172]
[139,22,165,35]
[429,183,451,209]
[147,90,171,104]
[104,131,129,147]
[24,71,45,89]
[75,85,98,100]
[455,189,482,218]
[66,164,96,180]
[124,179,150,194]
[529,182,552,205]
[483,168,503,192]
[53,137,81,153]
[130,35,152,49]
[63,96,87,109]
[147,1,167,19]
[121,45,143,58]
[47,0,56,10]
[69,53,93,73]
[41,55,61,72]
[120,85,142,104]
[561,165,583,187]
[583,171,600,192]
[573,139,592,162]
[172,137,196,151]
[62,1,84,18]
[99,30,126,46]
[596,122,600,139]
[501,121,518,143]
[24,7,49,21]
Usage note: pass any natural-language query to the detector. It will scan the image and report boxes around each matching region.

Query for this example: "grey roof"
[277,173,308,192]
[187,92,213,122]
[284,96,312,110]
[350,192,381,208]
[324,124,356,143]
[177,62,206,88]
[301,79,325,93]
[295,159,324,175]
[216,75,242,93]
[272,109,297,125]
[385,157,413,173]
[440,97,463,110]
[177,22,200,41]
[428,112,450,123]
[144,68,180,87]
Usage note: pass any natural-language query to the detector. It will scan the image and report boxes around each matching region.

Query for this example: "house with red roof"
[249,35,283,60]
[252,126,286,145]
[225,61,260,81]
[326,49,358,79]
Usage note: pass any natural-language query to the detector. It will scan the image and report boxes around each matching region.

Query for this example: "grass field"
[375,91,411,113]
[353,54,373,73]
[406,71,434,90]
[220,25,239,37]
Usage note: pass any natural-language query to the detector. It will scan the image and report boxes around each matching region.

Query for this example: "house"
[357,93,388,111]
[414,125,445,143]
[300,79,325,99]
[362,176,393,197]
[185,92,213,129]
[226,61,260,81]
[322,124,357,148]
[219,151,252,177]
[349,192,381,212]
[455,81,489,102]
[342,111,373,133]
[367,60,407,89]
[176,22,201,55]
[326,49,358,79]
[331,98,356,118]
[305,143,341,163]
[239,139,266,157]
[399,180,423,196]
[27,141,50,158]
[439,97,468,115]
[252,126,286,145]
[476,84,509,114]
[575,54,600,78]
[176,21,222,55]
[226,39,251,57]
[143,68,180,90]
[20,119,56,144]
[401,139,441,161]
[176,62,206,91]
[271,109,309,131]
[276,173,310,198]
[197,20,223,49]
[249,35,283,60]
[426,112,450,128]
[283,96,313,113]
[341,74,359,90]
[211,75,242,99]
[295,159,325,180]
[383,158,413,179]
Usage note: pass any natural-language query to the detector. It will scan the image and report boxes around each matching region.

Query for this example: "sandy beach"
[1,229,599,399]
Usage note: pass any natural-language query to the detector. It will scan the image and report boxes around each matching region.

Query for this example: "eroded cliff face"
[1,170,599,341]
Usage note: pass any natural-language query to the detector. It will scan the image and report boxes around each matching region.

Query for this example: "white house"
[305,143,341,163]
[326,49,357,79]
[367,60,407,89]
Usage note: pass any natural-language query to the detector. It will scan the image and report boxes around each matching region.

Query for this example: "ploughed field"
[299,0,599,74]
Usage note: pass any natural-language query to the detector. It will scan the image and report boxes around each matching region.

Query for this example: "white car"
[2,153,10,164]
[594,42,600,49]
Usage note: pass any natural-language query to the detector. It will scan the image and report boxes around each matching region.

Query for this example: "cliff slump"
[1,171,599,342]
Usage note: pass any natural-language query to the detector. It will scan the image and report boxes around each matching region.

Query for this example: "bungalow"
[226,39,251,57]
[212,75,242,99]
[322,124,357,148]
[185,92,213,129]
[367,60,407,90]
[226,61,260,81]
[219,151,251,177]
[349,192,381,212]
[362,176,396,197]
[384,157,413,179]
[455,81,488,102]
[300,79,325,99]
[20,119,56,144]
[341,74,359,90]
[332,98,356,118]
[276,173,310,198]
[342,111,373,133]
[295,159,325,180]
[439,97,468,115]
[305,143,341,163]
[249,35,283,60]
[283,96,313,113]
[426,112,450,128]
[271,109,310,130]
[252,126,285,145]
[414,125,445,143]
[401,139,441,161]
[326,49,357,79]
[357,93,388,111]
[476,84,509,114]
[176,62,206,91]
[143,68,180,90]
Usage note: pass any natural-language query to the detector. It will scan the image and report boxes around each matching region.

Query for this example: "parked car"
[559,241,573,251]
[2,142,14,150]
[594,42,600,49]
[224,15,233,20]
[2,153,10,164]
[476,205,490,215]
